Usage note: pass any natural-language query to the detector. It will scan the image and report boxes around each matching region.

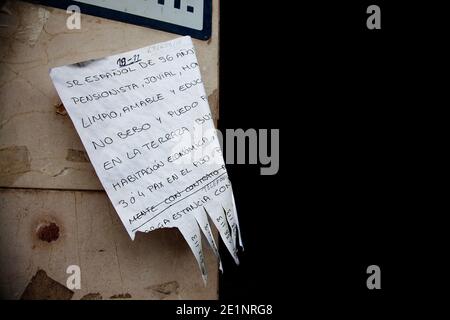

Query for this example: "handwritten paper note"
[50,36,242,281]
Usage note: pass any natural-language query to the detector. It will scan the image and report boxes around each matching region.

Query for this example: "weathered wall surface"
[0,0,219,299]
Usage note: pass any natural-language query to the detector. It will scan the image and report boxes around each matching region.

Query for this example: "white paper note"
[49,36,242,281]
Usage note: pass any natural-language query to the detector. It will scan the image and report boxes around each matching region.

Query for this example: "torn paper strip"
[49,36,242,280]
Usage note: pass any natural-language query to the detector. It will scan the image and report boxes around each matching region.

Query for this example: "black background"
[218,0,447,310]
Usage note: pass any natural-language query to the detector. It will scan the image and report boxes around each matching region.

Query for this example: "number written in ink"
[117,54,141,67]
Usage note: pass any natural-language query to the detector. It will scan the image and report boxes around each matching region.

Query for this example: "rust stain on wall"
[20,269,74,300]
[36,221,59,242]
[31,215,64,247]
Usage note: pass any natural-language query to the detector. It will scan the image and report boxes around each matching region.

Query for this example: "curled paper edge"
[134,186,241,283]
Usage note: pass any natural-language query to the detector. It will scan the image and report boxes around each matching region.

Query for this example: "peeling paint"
[66,149,89,163]
[20,269,73,300]
[14,5,50,46]
[81,292,102,300]
[110,293,132,299]
[51,167,74,177]
[208,89,219,122]
[55,102,67,115]
[146,281,180,297]
[0,146,30,185]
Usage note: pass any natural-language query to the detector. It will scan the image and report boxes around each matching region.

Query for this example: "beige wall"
[0,0,219,299]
